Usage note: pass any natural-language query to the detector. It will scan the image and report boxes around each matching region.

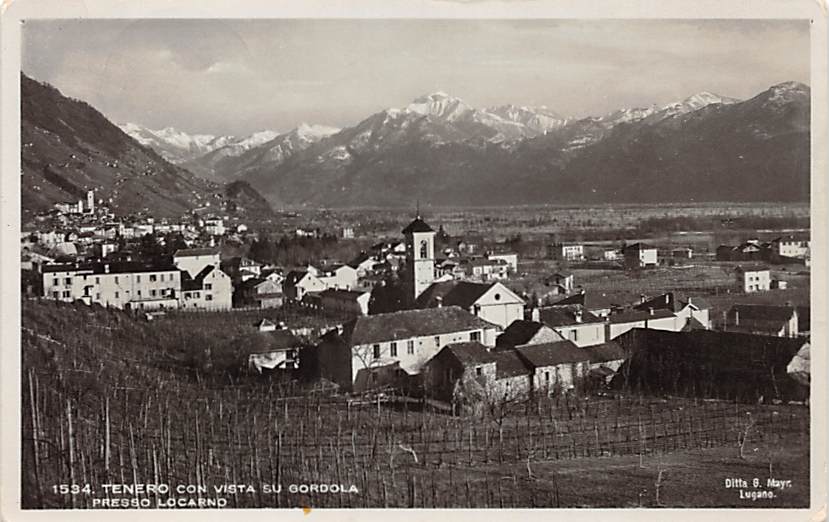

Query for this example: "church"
[400,216,524,329]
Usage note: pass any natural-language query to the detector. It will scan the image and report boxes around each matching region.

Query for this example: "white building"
[736,265,771,293]
[416,280,525,330]
[550,243,585,261]
[623,243,658,268]
[174,247,221,278]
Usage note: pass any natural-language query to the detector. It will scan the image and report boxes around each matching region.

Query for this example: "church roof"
[402,217,434,234]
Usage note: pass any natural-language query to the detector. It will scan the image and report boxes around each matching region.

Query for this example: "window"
[136,275,141,283]
[470,331,481,342]
[373,344,381,359]
[390,342,398,357]
[137,290,142,297]
[150,289,157,297]
[434,336,440,347]
[115,292,119,299]
[114,276,119,284]
[205,283,212,290]
[95,293,100,300]
[150,274,157,282]
[206,294,213,301]
[545,371,550,383]
[53,278,58,286]
[419,240,428,259]
[494,293,501,301]
[64,278,71,285]
[160,274,165,282]
[95,277,100,284]
[52,291,59,298]
[62,291,70,298]
[475,367,482,376]
[407,340,415,354]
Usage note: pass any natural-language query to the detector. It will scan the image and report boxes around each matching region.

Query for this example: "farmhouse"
[311,306,499,392]
[235,330,302,373]
[547,290,618,318]
[622,243,658,268]
[416,280,525,329]
[319,288,371,316]
[179,265,233,311]
[543,272,575,295]
[173,247,221,279]
[606,308,681,340]
[549,243,585,262]
[634,292,711,329]
[724,304,799,337]
[769,234,810,259]
[236,277,283,308]
[283,270,327,301]
[535,306,607,347]
[318,264,359,290]
[735,265,771,293]
[496,320,568,348]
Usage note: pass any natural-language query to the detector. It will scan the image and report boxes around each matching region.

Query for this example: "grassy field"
[21,300,810,509]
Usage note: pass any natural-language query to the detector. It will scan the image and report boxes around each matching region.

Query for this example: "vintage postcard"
[0,1,825,520]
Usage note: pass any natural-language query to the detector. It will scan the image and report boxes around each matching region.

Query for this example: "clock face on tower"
[419,240,428,259]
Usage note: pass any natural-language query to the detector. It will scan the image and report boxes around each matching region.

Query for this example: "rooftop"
[443,341,497,365]
[173,247,219,258]
[402,216,434,234]
[515,340,586,367]
[334,306,497,346]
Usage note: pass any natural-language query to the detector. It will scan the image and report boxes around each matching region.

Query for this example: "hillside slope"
[21,74,218,219]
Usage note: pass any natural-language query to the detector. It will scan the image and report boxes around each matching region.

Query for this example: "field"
[21,300,809,509]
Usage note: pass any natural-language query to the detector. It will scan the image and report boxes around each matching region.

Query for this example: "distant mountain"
[184,123,340,182]
[230,84,808,207]
[20,74,273,220]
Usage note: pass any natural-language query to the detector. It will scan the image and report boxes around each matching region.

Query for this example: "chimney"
[665,294,670,304]
[574,309,583,323]
[734,310,739,326]
[640,294,646,304]
[687,297,692,305]
[531,308,540,322]
[648,308,654,316]
[104,263,110,274]
[435,296,443,308]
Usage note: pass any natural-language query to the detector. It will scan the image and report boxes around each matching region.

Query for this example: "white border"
[1,1,826,521]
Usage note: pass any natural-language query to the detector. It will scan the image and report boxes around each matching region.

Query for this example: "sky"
[22,19,810,137]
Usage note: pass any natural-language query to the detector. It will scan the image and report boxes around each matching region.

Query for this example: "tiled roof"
[550,292,617,311]
[320,288,369,300]
[42,260,178,274]
[515,340,586,367]
[539,307,604,327]
[338,306,496,346]
[608,309,675,324]
[498,320,547,347]
[443,342,497,365]
[729,304,796,322]
[173,247,219,257]
[442,281,493,308]
[284,270,309,286]
[492,350,532,379]
[583,341,627,362]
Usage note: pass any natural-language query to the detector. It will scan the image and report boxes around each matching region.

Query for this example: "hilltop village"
[20,192,811,408]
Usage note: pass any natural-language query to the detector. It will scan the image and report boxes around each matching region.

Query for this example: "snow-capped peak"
[404,92,473,121]
[294,122,340,140]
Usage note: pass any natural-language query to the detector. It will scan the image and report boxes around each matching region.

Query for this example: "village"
[20,192,811,410]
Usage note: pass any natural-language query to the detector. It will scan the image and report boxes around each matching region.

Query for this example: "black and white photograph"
[1,1,826,517]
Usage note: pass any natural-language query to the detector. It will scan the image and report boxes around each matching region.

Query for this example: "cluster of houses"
[40,247,232,311]
[717,235,811,266]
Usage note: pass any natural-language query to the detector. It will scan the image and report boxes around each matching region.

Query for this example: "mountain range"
[23,75,810,214]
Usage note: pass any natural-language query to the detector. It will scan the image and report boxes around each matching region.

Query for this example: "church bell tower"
[402,215,436,301]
